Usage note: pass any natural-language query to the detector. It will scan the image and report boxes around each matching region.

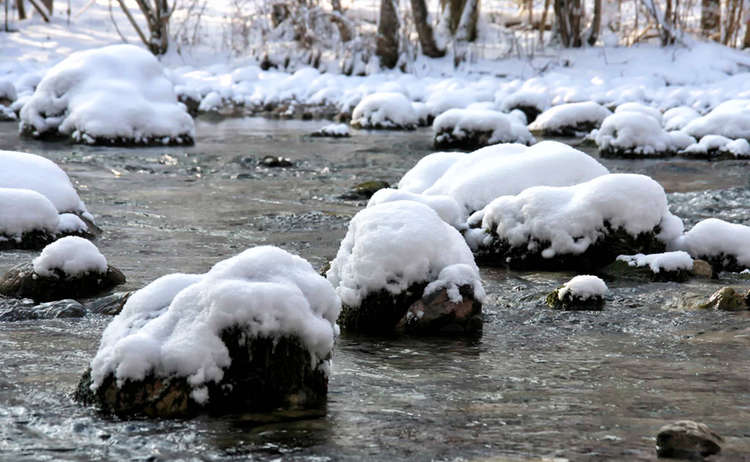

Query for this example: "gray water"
[1,119,749,461]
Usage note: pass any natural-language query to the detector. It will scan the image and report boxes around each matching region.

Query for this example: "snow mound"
[663,106,700,131]
[400,141,609,219]
[433,108,535,150]
[680,135,750,158]
[558,275,608,300]
[90,246,340,391]
[312,123,350,137]
[367,189,463,228]
[528,102,612,136]
[474,173,684,260]
[682,99,750,140]
[595,112,694,157]
[326,201,484,308]
[499,88,551,122]
[20,44,195,146]
[0,79,17,102]
[672,218,750,270]
[33,236,107,277]
[614,102,663,124]
[616,251,694,273]
[0,188,60,239]
[351,92,418,129]
[0,150,91,218]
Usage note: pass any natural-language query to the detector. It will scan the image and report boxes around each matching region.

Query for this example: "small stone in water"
[339,180,390,200]
[260,156,293,168]
[656,420,722,459]
[691,259,714,279]
[698,287,748,311]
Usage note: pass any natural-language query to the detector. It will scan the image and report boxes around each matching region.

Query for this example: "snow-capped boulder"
[469,174,684,270]
[594,112,694,157]
[432,108,535,150]
[614,102,663,124]
[679,135,750,159]
[367,189,463,228]
[20,44,195,146]
[663,106,701,131]
[398,141,609,221]
[499,88,551,123]
[75,246,339,417]
[546,275,608,311]
[327,201,485,335]
[671,218,750,272]
[0,237,125,302]
[604,251,695,282]
[682,99,750,141]
[528,102,612,137]
[310,123,350,138]
[350,92,418,129]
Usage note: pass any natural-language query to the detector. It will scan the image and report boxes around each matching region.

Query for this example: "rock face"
[656,421,723,459]
[0,296,85,322]
[0,262,126,303]
[697,287,749,311]
[75,333,327,418]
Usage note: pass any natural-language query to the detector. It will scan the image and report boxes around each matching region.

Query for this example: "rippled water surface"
[1,119,749,461]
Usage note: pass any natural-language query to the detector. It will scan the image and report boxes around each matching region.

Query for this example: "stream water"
[0,119,749,461]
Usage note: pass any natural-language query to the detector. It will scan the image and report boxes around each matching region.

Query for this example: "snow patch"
[672,218,750,267]
[351,92,418,129]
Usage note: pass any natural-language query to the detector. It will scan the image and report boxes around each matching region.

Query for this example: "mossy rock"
[75,333,328,418]
[693,252,745,273]
[0,262,126,302]
[546,287,605,311]
[696,287,749,311]
[598,146,677,159]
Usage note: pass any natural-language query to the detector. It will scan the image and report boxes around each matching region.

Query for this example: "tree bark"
[554,0,583,47]
[375,0,400,68]
[41,0,51,14]
[743,8,750,47]
[588,0,602,45]
[16,0,26,20]
[700,0,720,39]
[410,0,445,57]
[439,0,479,41]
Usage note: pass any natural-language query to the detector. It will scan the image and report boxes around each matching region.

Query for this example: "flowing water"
[1,119,749,461]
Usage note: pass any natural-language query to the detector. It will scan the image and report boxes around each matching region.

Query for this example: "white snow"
[671,218,750,267]
[663,106,700,131]
[316,123,350,136]
[680,135,750,157]
[433,108,535,146]
[20,44,194,144]
[681,99,750,140]
[558,275,608,300]
[499,88,551,117]
[0,150,91,217]
[528,102,612,133]
[0,80,17,102]
[33,236,107,277]
[399,141,609,219]
[616,251,694,273]
[350,92,418,129]
[367,189,463,228]
[326,201,485,308]
[595,111,695,155]
[0,188,60,238]
[89,246,341,394]
[614,102,663,124]
[474,173,684,259]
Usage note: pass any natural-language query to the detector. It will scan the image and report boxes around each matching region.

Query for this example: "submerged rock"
[656,420,723,459]
[339,180,390,200]
[696,287,749,311]
[0,296,85,322]
[0,262,125,303]
[259,155,293,168]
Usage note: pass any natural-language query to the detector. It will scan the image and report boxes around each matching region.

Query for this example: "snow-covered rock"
[311,123,350,138]
[76,246,339,417]
[327,201,484,335]
[672,218,750,272]
[0,79,16,103]
[595,111,695,157]
[20,45,195,146]
[499,88,551,123]
[608,251,695,282]
[663,106,701,131]
[432,108,535,150]
[398,141,609,221]
[682,99,750,140]
[546,275,608,310]
[614,102,663,124]
[367,189,463,228]
[350,92,418,129]
[528,102,612,136]
[0,237,125,302]
[680,135,750,159]
[470,173,684,270]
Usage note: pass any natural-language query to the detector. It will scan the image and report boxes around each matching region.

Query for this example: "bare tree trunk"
[410,0,445,57]
[743,12,750,47]
[16,0,26,20]
[588,0,602,44]
[701,0,720,39]
[439,0,480,41]
[554,0,583,46]
[41,0,51,14]
[538,0,551,42]
[375,0,400,68]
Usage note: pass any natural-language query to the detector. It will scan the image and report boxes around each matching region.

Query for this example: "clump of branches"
[114,0,175,54]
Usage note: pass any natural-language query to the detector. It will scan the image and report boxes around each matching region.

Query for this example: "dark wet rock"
[339,282,482,335]
[338,180,390,200]
[696,287,748,311]
[656,420,723,459]
[546,287,605,311]
[396,287,482,335]
[693,253,745,274]
[259,156,293,168]
[0,296,85,321]
[0,226,94,251]
[75,332,328,418]
[600,259,692,283]
[19,123,195,146]
[692,259,714,279]
[0,262,126,303]
[507,104,541,124]
[532,121,601,138]
[434,129,499,151]
[85,292,133,315]
[598,146,677,159]
[177,94,200,117]
[269,102,338,120]
[310,125,350,138]
[334,111,352,123]
[475,224,667,271]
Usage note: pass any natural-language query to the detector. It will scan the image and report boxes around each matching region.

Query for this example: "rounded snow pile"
[679,135,750,159]
[682,99,750,141]
[327,201,485,335]
[470,173,684,270]
[672,218,750,272]
[432,108,535,150]
[395,141,609,222]
[76,246,340,417]
[595,111,694,157]
[351,92,418,129]
[528,102,612,136]
[20,44,195,146]
[610,251,695,282]
[547,275,608,310]
[0,236,125,302]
